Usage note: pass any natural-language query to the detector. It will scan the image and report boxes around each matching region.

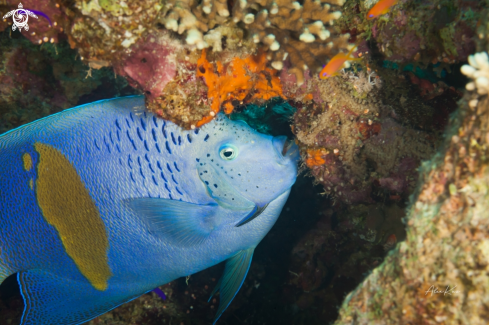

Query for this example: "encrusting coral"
[157,0,350,84]
[292,70,437,204]
[146,49,285,129]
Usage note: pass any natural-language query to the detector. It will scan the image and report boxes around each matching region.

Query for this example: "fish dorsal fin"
[197,163,255,211]
[125,198,218,247]
[209,248,254,324]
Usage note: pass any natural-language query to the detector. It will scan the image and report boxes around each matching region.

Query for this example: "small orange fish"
[367,0,398,20]
[383,234,397,250]
[319,46,360,79]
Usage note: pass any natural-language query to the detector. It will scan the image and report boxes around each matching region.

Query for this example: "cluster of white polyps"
[461,52,489,95]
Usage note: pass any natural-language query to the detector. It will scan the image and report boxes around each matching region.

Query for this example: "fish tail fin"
[17,269,140,325]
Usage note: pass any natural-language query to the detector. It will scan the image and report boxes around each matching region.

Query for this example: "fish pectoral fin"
[17,270,138,325]
[125,198,218,247]
[209,248,254,324]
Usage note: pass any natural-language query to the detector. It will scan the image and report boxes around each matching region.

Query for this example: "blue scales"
[0,96,299,324]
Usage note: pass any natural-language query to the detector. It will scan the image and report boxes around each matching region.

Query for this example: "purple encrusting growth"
[22,9,52,26]
[152,288,167,300]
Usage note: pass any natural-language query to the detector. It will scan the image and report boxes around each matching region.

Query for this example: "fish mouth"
[282,139,295,156]
[273,136,299,162]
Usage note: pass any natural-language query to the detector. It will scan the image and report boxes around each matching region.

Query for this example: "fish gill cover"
[0,0,489,324]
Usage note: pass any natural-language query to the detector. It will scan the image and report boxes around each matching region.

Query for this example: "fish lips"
[272,136,299,164]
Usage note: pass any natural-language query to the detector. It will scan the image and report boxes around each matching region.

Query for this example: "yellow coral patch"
[29,179,33,190]
[34,143,111,291]
[22,153,33,171]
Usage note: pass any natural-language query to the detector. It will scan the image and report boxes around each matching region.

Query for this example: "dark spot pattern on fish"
[155,143,161,153]
[137,156,142,167]
[166,163,173,173]
[178,136,181,146]
[144,140,149,151]
[165,183,171,193]
[115,119,121,131]
[129,112,134,122]
[140,118,146,131]
[85,143,91,154]
[118,157,123,166]
[126,118,131,128]
[126,131,137,150]
[109,132,114,145]
[204,134,210,141]
[171,132,176,145]
[145,153,150,163]
[93,139,101,151]
[136,127,143,141]
[205,181,209,185]
[160,172,167,183]
[116,144,121,153]
[194,128,199,134]
[176,187,183,195]
[152,129,157,142]
[162,123,167,138]
[165,141,171,154]
[169,193,173,200]
[173,162,180,172]
[116,130,121,142]
[104,136,111,153]
[128,155,133,169]
[214,184,218,188]
[196,158,200,162]
[139,167,145,179]
[130,171,136,183]
[149,163,155,173]
[152,175,158,186]
[187,134,192,143]
[152,115,158,127]
[157,161,163,170]
[171,174,178,184]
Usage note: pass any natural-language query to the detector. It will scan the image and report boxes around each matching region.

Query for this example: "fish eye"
[219,145,238,161]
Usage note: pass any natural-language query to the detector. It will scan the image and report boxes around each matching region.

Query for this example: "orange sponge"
[305,148,328,167]
[196,49,284,127]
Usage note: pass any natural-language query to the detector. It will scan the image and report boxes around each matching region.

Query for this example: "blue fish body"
[0,96,299,324]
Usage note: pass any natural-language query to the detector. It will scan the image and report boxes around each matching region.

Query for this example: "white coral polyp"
[461,52,489,95]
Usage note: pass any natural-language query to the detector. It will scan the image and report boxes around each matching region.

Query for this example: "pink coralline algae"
[113,34,178,102]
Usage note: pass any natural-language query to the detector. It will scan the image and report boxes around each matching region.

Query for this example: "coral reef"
[333,15,489,324]
[292,70,438,204]
[0,29,135,134]
[157,0,350,83]
[338,0,484,64]
[335,73,489,325]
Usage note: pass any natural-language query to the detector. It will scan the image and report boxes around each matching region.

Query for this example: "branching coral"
[158,0,350,84]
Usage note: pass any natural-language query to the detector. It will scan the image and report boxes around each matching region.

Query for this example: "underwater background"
[1,0,489,324]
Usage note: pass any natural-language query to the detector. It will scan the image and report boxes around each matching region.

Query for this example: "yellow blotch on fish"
[34,142,112,291]
[367,0,399,20]
[319,46,361,79]
[22,153,33,171]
